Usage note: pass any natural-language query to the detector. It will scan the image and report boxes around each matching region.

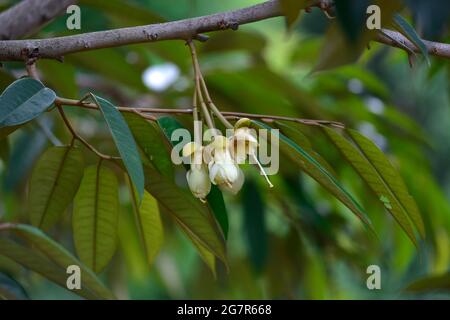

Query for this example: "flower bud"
[186,166,211,201]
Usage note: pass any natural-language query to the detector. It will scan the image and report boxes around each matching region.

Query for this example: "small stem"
[56,105,120,160]
[188,39,216,132]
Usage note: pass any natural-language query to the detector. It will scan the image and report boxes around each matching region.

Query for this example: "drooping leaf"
[129,179,164,267]
[0,273,28,300]
[158,117,228,277]
[346,129,425,238]
[73,163,119,273]
[274,121,337,176]
[405,272,450,292]
[323,127,423,245]
[242,179,268,273]
[206,185,229,239]
[0,125,20,140]
[143,165,227,265]
[0,238,98,300]
[157,116,229,239]
[124,112,173,178]
[252,120,373,230]
[393,14,430,65]
[91,94,144,202]
[29,146,84,230]
[0,223,115,299]
[0,78,56,127]
[0,138,9,164]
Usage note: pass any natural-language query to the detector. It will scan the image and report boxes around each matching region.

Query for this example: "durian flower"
[204,135,243,192]
[183,142,211,201]
[229,118,273,188]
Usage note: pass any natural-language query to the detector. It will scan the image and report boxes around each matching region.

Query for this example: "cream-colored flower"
[183,142,211,201]
[204,135,241,189]
[229,118,273,188]
[219,166,245,195]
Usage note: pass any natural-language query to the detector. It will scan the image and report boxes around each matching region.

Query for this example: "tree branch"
[0,0,448,61]
[0,0,78,40]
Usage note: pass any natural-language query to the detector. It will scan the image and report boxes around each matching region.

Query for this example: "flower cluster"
[184,118,272,202]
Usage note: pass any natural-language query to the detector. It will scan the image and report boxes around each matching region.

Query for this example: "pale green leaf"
[324,127,422,245]
[0,223,115,299]
[73,163,119,273]
[129,181,164,267]
[29,146,84,230]
[347,129,425,238]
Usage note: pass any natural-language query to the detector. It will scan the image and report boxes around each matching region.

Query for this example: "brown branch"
[376,29,450,59]
[57,97,345,128]
[1,0,447,61]
[0,0,78,41]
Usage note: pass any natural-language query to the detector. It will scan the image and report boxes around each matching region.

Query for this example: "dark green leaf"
[91,94,144,202]
[0,238,99,300]
[242,179,268,273]
[143,165,227,265]
[346,129,425,238]
[73,163,119,273]
[405,272,450,292]
[0,223,115,299]
[253,120,373,230]
[0,78,56,127]
[29,146,84,230]
[324,127,423,245]
[124,112,173,178]
[394,14,430,65]
[0,273,28,300]
[206,185,229,239]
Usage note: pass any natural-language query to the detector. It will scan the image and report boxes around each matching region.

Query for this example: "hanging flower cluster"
[184,41,273,202]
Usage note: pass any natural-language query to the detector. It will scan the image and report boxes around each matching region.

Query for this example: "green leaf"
[393,14,430,65]
[274,121,337,177]
[158,116,228,277]
[91,94,144,202]
[73,163,119,273]
[143,165,227,265]
[124,112,173,178]
[253,120,373,230]
[323,127,423,245]
[0,223,115,299]
[157,116,229,238]
[0,273,28,300]
[346,129,425,238]
[29,146,84,230]
[129,180,164,267]
[0,238,99,300]
[405,272,450,292]
[0,125,20,140]
[242,179,268,273]
[0,78,56,127]
[206,185,229,239]
[0,138,9,164]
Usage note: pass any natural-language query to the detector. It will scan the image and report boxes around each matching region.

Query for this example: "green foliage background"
[0,0,449,299]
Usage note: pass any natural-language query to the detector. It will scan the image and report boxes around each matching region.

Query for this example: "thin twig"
[56,104,120,160]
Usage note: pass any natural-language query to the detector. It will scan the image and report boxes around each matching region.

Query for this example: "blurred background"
[0,0,449,299]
